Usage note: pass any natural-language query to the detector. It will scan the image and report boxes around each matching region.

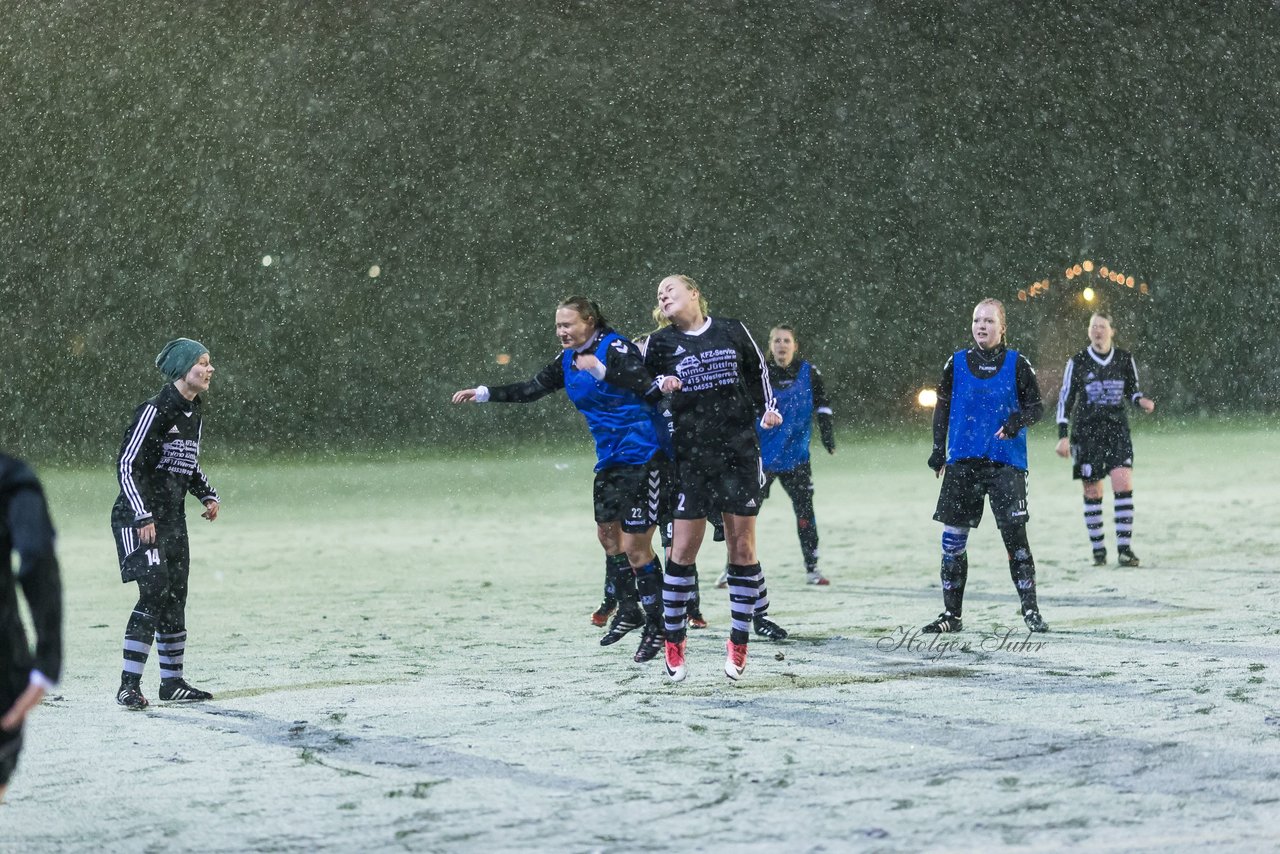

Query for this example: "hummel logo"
[674,345,686,355]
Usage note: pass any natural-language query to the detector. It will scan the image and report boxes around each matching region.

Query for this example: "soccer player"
[925,298,1049,635]
[112,338,221,709]
[757,324,836,586]
[642,274,782,682]
[1,452,63,802]
[1054,312,1156,566]
[452,297,668,663]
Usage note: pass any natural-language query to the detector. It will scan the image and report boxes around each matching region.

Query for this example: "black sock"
[635,557,664,628]
[1000,524,1039,615]
[941,552,968,617]
[604,553,628,604]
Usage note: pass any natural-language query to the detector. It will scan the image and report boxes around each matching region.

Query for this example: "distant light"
[262,255,273,267]
[1072,264,1083,276]
[1082,287,1096,302]
[1065,269,1075,280]
[1139,283,1149,294]
[496,353,511,365]
[917,388,938,408]
[368,265,381,278]
[1018,289,1027,301]
[1125,275,1135,288]
[1099,266,1109,277]
[1082,260,1094,272]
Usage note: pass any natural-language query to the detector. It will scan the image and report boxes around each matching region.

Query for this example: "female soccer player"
[757,324,836,586]
[1054,312,1156,566]
[1,452,63,801]
[642,274,782,682]
[452,297,668,663]
[925,298,1049,634]
[112,338,221,709]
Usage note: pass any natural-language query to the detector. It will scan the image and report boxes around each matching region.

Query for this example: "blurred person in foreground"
[641,275,783,683]
[1054,311,1156,567]
[451,297,669,663]
[925,298,1049,635]
[1,453,63,802]
[111,338,221,709]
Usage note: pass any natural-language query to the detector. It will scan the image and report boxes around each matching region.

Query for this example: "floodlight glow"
[1082,287,1096,302]
[1082,260,1094,272]
[918,388,938,408]
[262,255,273,267]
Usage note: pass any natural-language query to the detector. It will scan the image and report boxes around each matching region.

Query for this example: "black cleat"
[753,616,789,641]
[159,678,213,701]
[633,626,665,662]
[1092,549,1108,566]
[599,609,643,646]
[117,682,149,710]
[1117,549,1141,568]
[922,612,963,633]
[1023,611,1050,633]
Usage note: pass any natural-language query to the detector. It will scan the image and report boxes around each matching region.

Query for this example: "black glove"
[818,414,836,454]
[1000,413,1023,439]
[928,449,946,472]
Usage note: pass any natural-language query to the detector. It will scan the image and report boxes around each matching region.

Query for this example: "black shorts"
[671,446,764,519]
[934,459,1030,529]
[113,521,190,584]
[593,458,662,533]
[1070,431,1134,481]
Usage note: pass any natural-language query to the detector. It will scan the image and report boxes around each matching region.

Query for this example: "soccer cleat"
[116,682,149,710]
[714,569,729,589]
[664,639,687,682]
[806,570,830,586]
[1023,610,1050,633]
[687,609,708,629]
[590,600,617,627]
[633,626,664,663]
[599,608,643,646]
[753,615,789,641]
[1092,549,1108,566]
[1117,549,1141,568]
[159,678,213,701]
[922,612,963,633]
[724,639,748,680]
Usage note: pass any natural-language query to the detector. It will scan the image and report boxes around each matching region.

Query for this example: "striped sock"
[1114,491,1134,551]
[121,607,156,683]
[662,560,696,643]
[1084,497,1105,553]
[726,563,762,645]
[156,631,187,682]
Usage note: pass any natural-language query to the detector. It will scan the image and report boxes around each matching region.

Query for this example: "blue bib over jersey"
[947,349,1028,470]
[758,361,814,472]
[562,332,662,472]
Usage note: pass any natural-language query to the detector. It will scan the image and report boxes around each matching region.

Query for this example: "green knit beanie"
[155,338,209,382]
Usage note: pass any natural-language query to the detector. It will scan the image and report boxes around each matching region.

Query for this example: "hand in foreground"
[451,389,479,404]
[202,500,220,521]
[1,683,46,732]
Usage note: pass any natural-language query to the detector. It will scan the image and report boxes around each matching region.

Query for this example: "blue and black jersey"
[757,360,835,473]
[483,328,662,472]
[931,344,1043,472]
[1,453,63,690]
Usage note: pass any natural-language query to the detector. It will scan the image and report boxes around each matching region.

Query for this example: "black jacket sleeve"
[1000,355,1044,437]
[810,365,836,453]
[601,337,660,398]
[487,358,564,403]
[735,321,775,418]
[9,482,63,683]
[929,356,954,470]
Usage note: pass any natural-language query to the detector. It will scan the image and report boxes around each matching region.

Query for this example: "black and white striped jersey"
[641,316,776,459]
[1055,346,1147,440]
[111,384,219,527]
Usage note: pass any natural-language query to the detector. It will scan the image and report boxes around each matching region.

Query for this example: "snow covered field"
[7,423,1279,852]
